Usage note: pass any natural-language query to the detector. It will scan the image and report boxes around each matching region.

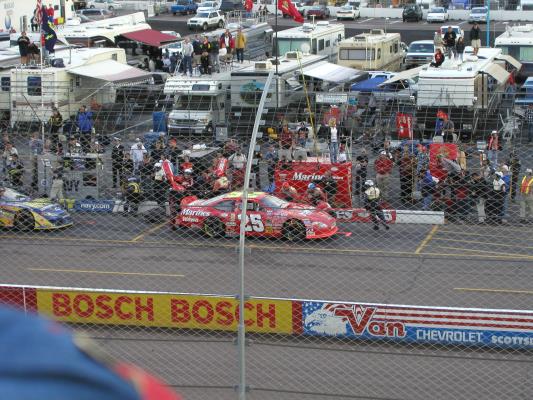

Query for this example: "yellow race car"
[0,187,73,231]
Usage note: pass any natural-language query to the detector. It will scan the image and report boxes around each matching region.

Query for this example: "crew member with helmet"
[306,183,326,206]
[364,179,389,231]
[124,177,142,214]
[280,182,299,202]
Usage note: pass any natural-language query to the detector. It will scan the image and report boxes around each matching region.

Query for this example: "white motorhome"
[0,0,76,34]
[164,62,253,136]
[495,24,533,79]
[10,47,151,125]
[230,52,327,110]
[274,21,345,62]
[415,47,521,139]
[337,30,404,72]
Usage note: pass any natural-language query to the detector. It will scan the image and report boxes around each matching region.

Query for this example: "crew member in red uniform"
[280,182,299,202]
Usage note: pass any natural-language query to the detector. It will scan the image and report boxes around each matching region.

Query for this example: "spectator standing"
[443,26,457,59]
[235,28,247,63]
[500,165,511,222]
[48,108,63,152]
[417,170,437,210]
[354,148,368,196]
[433,30,444,52]
[49,160,64,202]
[456,36,465,62]
[209,36,220,73]
[29,132,43,156]
[7,154,24,188]
[220,29,234,53]
[374,151,393,201]
[181,38,194,76]
[507,150,521,200]
[111,137,124,188]
[469,172,490,223]
[200,37,211,75]
[486,130,499,169]
[148,58,156,72]
[519,168,533,223]
[486,171,506,224]
[430,48,445,67]
[327,118,339,163]
[2,142,18,174]
[150,140,165,164]
[164,138,181,170]
[130,139,147,173]
[192,35,202,68]
[76,105,93,153]
[470,22,481,56]
[17,32,30,64]
[321,170,337,206]
[279,124,293,150]
[399,150,416,205]
[525,104,533,144]
[162,56,171,72]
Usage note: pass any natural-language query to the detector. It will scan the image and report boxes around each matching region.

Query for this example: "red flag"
[245,0,253,12]
[277,0,304,23]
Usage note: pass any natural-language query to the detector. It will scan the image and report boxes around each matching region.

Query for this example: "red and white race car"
[173,191,338,240]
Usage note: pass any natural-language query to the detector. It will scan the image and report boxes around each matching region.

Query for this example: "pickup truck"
[171,0,198,15]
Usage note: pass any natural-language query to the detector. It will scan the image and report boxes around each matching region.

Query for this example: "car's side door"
[236,200,266,236]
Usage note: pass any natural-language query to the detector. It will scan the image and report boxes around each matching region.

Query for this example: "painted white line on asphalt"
[358,18,374,23]
[389,20,401,24]
[458,21,466,25]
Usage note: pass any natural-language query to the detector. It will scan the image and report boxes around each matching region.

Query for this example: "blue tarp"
[350,76,387,92]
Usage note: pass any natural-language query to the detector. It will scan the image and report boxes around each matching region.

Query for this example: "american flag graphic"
[35,0,42,26]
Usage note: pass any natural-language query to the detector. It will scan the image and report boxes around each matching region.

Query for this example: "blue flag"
[41,6,57,53]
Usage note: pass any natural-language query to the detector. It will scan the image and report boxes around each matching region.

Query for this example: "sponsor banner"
[74,200,118,213]
[334,208,396,224]
[275,161,353,208]
[301,301,533,349]
[35,289,293,334]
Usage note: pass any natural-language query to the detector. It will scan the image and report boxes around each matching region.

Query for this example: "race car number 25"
[238,213,264,232]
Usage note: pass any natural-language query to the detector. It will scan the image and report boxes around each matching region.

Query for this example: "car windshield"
[340,5,352,10]
[196,12,210,17]
[408,43,433,53]
[199,2,215,7]
[1,188,29,201]
[260,195,289,209]
[405,5,416,9]
[175,95,213,110]
[431,7,444,12]
[472,7,487,12]
[311,6,323,10]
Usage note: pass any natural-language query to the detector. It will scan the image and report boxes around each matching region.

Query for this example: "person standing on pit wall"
[374,151,394,201]
[364,179,389,231]
[519,168,533,223]
[486,130,499,169]
[327,118,339,163]
[470,22,481,56]
[235,28,247,63]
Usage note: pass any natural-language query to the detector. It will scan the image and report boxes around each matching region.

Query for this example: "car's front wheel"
[218,19,224,27]
[282,219,306,242]
[14,210,35,232]
[203,218,225,238]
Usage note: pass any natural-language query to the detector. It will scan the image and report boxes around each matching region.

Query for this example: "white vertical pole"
[237,70,274,400]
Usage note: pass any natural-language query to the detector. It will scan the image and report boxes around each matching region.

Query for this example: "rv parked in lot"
[337,30,405,72]
[495,24,533,79]
[274,22,345,62]
[416,48,521,139]
[9,48,150,126]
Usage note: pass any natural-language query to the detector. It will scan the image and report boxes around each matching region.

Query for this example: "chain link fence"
[1,75,533,400]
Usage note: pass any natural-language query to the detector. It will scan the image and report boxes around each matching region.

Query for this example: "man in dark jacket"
[443,26,457,59]
[111,137,124,188]
[76,105,93,153]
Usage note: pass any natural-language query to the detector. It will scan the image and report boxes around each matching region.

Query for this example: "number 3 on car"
[238,213,265,233]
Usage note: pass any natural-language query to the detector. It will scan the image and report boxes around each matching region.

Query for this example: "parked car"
[197,1,220,12]
[426,7,448,22]
[87,0,122,10]
[439,25,464,39]
[336,5,359,20]
[171,0,198,15]
[468,6,488,23]
[404,40,434,68]
[307,5,330,19]
[188,10,225,31]
[77,8,114,22]
[402,3,423,22]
